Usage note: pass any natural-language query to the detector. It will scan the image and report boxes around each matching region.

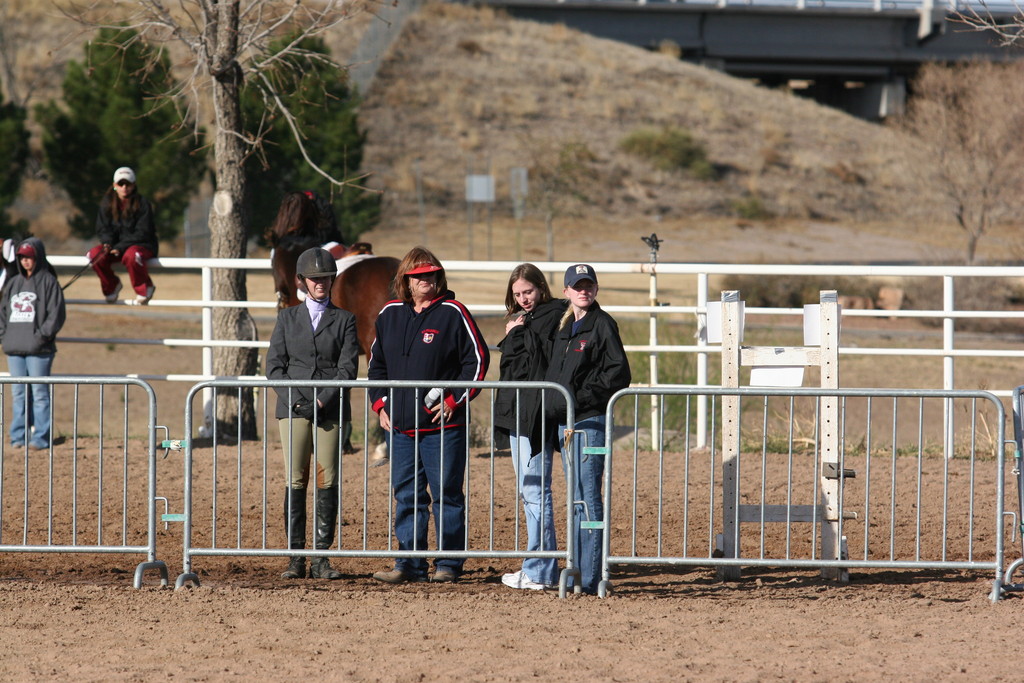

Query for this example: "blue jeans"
[559,416,606,594]
[7,354,54,448]
[510,433,559,586]
[388,426,467,578]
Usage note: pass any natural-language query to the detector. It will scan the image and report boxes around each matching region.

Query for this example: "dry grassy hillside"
[4,1,1012,263]
[353,2,970,262]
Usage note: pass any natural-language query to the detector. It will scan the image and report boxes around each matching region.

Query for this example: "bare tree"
[521,136,596,262]
[895,60,1024,264]
[64,1,376,436]
[955,2,1024,47]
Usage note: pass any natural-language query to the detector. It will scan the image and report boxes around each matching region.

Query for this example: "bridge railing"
[521,0,1019,14]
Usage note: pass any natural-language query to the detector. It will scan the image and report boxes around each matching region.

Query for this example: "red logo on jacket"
[422,329,439,344]
[576,339,588,352]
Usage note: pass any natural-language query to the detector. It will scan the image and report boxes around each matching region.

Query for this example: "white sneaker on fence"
[501,570,550,591]
[136,284,155,305]
[104,281,123,303]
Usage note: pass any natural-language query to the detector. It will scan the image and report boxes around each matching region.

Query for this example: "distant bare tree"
[522,136,596,261]
[895,60,1024,264]
[955,3,1024,47]
[63,0,377,437]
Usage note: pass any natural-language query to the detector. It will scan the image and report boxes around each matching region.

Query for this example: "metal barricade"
[0,377,167,588]
[597,386,1010,600]
[1003,385,1024,593]
[171,379,579,595]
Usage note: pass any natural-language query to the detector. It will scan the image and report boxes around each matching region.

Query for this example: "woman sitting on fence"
[86,166,158,305]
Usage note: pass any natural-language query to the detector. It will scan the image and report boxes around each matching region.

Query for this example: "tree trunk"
[208,1,257,440]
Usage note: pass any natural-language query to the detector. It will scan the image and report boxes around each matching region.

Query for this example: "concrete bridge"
[468,0,1021,118]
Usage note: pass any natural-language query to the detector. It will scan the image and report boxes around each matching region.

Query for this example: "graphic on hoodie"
[9,291,37,322]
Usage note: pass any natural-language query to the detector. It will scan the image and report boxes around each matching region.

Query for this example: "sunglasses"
[116,180,134,187]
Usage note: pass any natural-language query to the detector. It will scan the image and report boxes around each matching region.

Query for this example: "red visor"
[406,262,443,276]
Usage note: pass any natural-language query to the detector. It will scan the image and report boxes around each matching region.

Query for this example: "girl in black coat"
[494,264,566,590]
[545,264,631,594]
[86,167,159,304]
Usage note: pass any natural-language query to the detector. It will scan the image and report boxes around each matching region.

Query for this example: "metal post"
[202,266,214,419]
[697,273,709,448]
[943,275,954,459]
[415,159,427,247]
[641,234,662,450]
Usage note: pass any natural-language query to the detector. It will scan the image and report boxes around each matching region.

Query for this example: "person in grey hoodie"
[0,237,66,450]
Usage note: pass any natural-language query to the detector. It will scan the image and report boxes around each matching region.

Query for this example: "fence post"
[943,275,954,459]
[202,265,214,418]
[718,290,742,580]
[697,273,709,448]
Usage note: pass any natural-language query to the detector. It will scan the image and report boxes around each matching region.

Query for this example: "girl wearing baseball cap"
[85,166,159,304]
[545,263,631,594]
[0,238,66,450]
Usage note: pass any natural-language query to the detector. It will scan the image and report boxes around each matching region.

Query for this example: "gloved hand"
[292,399,315,421]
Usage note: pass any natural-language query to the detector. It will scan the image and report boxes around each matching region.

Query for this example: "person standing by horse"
[545,264,631,595]
[86,167,158,305]
[0,238,66,450]
[368,246,489,584]
[266,247,360,581]
[494,263,567,591]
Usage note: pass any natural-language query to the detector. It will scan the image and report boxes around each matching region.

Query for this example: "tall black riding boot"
[281,487,307,579]
[309,487,342,580]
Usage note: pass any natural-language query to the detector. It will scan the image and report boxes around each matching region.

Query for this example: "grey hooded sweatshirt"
[0,237,66,357]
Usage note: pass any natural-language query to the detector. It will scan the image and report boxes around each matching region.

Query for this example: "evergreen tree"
[35,27,206,241]
[243,34,379,245]
[0,78,29,237]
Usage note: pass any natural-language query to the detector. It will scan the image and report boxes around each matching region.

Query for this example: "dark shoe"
[372,568,423,584]
[309,557,342,580]
[281,557,306,579]
[430,567,458,583]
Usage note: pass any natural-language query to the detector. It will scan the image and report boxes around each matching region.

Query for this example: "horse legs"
[370,424,389,467]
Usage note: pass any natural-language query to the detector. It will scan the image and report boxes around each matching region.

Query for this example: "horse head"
[270,233,321,309]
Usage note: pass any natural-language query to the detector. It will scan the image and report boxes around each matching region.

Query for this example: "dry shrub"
[720,273,876,308]
[827,161,866,185]
[899,276,1024,333]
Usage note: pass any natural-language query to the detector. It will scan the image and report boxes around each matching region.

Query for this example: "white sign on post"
[465,175,495,203]
[704,300,744,344]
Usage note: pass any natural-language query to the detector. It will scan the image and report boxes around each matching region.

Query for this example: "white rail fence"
[37,255,1024,400]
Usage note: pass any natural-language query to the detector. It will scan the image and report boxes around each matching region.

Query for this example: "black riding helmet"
[296,247,337,280]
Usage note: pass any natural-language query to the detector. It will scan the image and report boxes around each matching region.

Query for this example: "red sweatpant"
[86,244,154,297]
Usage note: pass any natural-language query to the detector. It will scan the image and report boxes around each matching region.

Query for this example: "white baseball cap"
[113,167,136,184]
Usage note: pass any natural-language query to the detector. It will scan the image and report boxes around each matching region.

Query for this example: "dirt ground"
[1,428,1022,682]
[4,223,1024,682]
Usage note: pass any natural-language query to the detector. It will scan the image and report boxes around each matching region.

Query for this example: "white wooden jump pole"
[717,289,849,582]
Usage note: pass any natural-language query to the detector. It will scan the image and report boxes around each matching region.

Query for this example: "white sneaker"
[136,284,155,305]
[104,281,123,303]
[501,570,551,591]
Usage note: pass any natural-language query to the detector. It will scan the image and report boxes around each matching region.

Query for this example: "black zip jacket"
[544,301,631,424]
[96,194,159,256]
[494,298,567,444]
[368,291,489,435]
